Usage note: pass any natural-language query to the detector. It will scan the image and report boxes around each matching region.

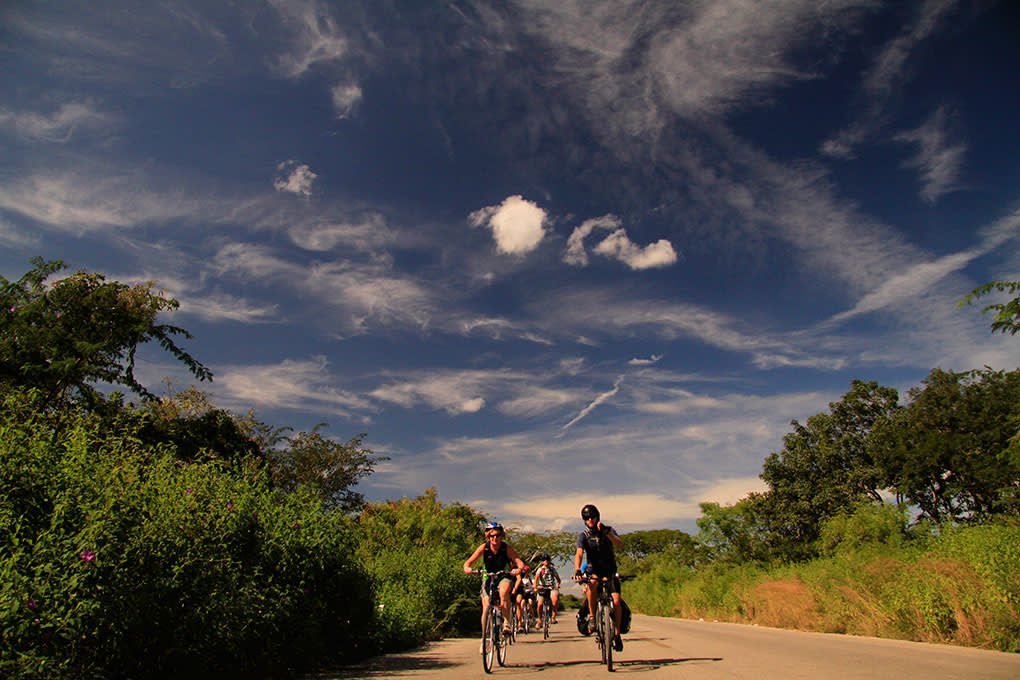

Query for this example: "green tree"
[504,529,577,565]
[695,496,771,564]
[266,425,385,513]
[0,257,210,405]
[869,367,1020,522]
[959,280,1020,335]
[758,380,900,555]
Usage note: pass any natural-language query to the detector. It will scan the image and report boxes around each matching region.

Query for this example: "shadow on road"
[509,656,723,673]
[309,653,458,679]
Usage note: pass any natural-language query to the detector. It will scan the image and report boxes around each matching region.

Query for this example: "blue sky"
[2,0,1018,534]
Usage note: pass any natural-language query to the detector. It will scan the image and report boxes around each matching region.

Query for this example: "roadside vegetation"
[1,259,1018,676]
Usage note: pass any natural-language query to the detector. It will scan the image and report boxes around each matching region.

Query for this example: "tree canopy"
[959,280,1020,336]
[0,257,210,404]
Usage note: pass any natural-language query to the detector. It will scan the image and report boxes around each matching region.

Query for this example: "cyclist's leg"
[480,592,490,630]
[550,588,559,621]
[498,579,513,629]
[611,586,624,651]
[585,579,599,632]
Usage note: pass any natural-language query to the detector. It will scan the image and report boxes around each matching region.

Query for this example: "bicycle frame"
[537,588,552,639]
[477,570,513,673]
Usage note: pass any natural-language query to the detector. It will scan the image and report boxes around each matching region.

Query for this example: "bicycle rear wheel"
[482,607,495,673]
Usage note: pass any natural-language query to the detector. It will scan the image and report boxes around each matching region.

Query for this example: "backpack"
[575,600,592,636]
[576,597,631,635]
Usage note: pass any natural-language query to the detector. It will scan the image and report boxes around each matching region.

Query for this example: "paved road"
[315,612,1020,679]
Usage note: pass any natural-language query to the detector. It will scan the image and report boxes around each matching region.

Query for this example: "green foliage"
[627,517,1020,651]
[0,385,375,678]
[0,258,210,405]
[818,502,907,557]
[266,425,386,513]
[616,529,698,577]
[354,490,486,647]
[759,380,900,556]
[869,367,1020,522]
[695,496,773,564]
[504,529,576,565]
[959,280,1020,335]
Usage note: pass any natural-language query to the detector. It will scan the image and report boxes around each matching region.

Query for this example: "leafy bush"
[354,491,484,648]
[0,387,375,679]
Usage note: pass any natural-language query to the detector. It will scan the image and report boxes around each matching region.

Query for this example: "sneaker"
[613,634,623,651]
[587,618,596,634]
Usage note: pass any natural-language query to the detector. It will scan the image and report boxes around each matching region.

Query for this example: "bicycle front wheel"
[601,600,615,671]
[496,612,508,667]
[542,601,550,639]
[482,607,495,673]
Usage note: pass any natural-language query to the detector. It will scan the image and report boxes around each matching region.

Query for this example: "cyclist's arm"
[506,545,526,573]
[463,543,485,574]
[573,545,584,576]
[603,524,624,550]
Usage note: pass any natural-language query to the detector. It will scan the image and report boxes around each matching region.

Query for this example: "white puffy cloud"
[593,229,678,270]
[273,160,317,196]
[564,214,678,270]
[468,195,547,255]
[564,215,621,266]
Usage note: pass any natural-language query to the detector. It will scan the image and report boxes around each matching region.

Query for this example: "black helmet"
[581,504,600,520]
[539,553,550,562]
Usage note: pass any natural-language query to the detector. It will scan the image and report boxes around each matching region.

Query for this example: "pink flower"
[80,550,96,562]
[27,599,37,610]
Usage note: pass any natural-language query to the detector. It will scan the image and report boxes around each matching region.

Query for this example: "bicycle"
[474,570,514,673]
[537,587,553,639]
[519,591,533,634]
[578,571,631,672]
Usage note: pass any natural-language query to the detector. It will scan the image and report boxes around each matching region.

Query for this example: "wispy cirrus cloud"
[268,0,351,77]
[0,101,113,142]
[821,0,960,158]
[894,106,966,203]
[214,355,373,420]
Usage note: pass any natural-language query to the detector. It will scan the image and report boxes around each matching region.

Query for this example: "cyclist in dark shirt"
[463,522,525,634]
[573,504,625,651]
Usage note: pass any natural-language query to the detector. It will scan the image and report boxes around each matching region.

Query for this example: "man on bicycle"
[573,504,625,651]
[463,522,525,636]
[533,553,561,623]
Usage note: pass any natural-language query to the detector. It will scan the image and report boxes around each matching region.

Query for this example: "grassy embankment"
[624,518,1020,652]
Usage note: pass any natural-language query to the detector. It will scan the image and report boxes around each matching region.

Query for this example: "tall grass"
[625,518,1020,652]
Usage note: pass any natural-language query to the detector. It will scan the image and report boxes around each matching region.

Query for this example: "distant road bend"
[318,613,1020,679]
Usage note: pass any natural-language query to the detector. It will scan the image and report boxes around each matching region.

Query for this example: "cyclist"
[573,504,625,651]
[516,566,537,628]
[463,522,525,636]
[533,553,561,623]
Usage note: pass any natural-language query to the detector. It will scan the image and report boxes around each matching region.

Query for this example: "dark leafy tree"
[758,380,900,554]
[959,280,1020,335]
[266,425,385,513]
[0,257,210,405]
[869,367,1020,522]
